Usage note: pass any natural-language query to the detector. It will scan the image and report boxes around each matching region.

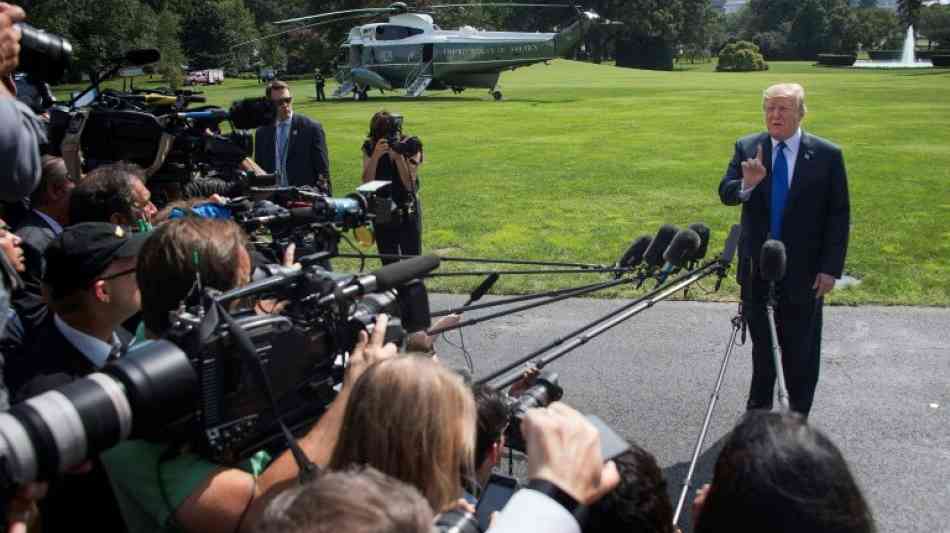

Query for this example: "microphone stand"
[672,304,745,527]
[766,281,791,411]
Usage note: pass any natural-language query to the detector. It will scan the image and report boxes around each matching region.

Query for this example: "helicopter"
[272,2,608,101]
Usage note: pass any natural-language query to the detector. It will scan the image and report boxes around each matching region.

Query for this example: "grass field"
[59,60,950,305]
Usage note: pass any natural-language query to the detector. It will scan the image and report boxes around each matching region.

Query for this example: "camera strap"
[205,297,320,483]
[143,122,177,179]
[60,109,90,181]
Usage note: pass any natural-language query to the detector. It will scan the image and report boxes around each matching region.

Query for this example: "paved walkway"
[428,295,950,533]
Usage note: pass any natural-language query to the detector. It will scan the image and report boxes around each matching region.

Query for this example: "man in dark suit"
[254,80,332,195]
[719,83,850,417]
[13,156,75,326]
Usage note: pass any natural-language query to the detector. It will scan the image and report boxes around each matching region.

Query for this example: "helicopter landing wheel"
[359,88,370,101]
[492,90,503,101]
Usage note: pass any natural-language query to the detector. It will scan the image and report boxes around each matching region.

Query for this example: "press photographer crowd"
[0,4,876,533]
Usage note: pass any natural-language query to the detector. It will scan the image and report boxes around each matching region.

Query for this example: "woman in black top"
[361,111,424,265]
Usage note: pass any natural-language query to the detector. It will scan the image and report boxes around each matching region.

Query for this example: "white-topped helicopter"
[272,2,608,100]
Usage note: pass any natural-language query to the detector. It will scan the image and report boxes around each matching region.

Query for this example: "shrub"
[868,49,901,60]
[931,55,950,67]
[717,41,769,72]
[817,53,857,66]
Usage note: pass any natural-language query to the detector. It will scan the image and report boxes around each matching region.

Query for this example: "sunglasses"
[272,97,293,105]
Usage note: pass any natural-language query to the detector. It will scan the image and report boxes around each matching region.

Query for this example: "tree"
[789,0,830,58]
[898,0,923,29]
[917,5,950,48]
[852,7,902,49]
[183,0,259,70]
[155,9,186,88]
[717,40,768,71]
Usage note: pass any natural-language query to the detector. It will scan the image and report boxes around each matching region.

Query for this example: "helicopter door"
[422,44,434,63]
[350,45,364,67]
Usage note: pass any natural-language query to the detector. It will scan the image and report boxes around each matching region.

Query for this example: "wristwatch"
[525,478,580,515]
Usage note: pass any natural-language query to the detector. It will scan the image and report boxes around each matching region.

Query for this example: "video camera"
[504,372,563,452]
[0,255,440,487]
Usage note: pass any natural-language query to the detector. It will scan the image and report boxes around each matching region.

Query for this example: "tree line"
[13,0,950,83]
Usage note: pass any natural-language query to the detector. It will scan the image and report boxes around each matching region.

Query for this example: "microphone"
[317,255,441,305]
[643,225,678,269]
[655,228,702,284]
[719,224,741,265]
[617,235,651,269]
[465,273,499,306]
[759,239,787,282]
[686,223,710,262]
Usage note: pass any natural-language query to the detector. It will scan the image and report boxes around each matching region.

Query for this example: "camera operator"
[362,111,424,266]
[70,162,158,230]
[0,3,44,204]
[102,217,397,533]
[254,81,331,195]
[256,466,433,533]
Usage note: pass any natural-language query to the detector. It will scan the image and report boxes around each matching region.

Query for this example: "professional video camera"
[0,255,440,487]
[385,113,423,158]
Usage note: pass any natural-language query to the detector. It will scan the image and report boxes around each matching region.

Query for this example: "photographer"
[361,111,423,266]
[102,217,398,533]
[0,3,44,203]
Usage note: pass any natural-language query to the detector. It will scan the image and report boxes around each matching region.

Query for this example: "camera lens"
[15,24,73,83]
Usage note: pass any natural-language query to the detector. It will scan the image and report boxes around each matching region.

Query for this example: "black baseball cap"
[44,222,149,294]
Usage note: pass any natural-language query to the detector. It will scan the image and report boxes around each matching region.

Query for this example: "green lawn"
[57,61,950,305]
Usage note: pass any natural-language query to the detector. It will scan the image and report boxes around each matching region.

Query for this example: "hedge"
[817,53,856,66]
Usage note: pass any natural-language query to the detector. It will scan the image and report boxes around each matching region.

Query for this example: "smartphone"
[475,474,518,531]
[586,414,631,461]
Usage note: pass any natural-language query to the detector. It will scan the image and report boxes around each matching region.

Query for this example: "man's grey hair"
[762,83,807,117]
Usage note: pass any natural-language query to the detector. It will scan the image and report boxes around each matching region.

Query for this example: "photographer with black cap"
[362,111,424,266]
[3,222,148,533]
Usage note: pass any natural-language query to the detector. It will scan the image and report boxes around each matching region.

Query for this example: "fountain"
[854,25,933,68]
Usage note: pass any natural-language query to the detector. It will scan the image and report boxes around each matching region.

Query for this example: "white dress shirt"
[54,314,121,369]
[739,127,802,201]
[274,112,294,186]
[32,209,64,235]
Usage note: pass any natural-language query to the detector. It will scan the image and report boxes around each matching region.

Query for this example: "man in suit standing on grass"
[719,83,850,418]
[254,80,332,195]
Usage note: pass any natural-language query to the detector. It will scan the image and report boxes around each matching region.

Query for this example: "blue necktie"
[277,123,289,185]
[770,142,789,241]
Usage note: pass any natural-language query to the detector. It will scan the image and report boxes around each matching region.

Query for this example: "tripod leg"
[766,304,791,411]
[672,310,742,527]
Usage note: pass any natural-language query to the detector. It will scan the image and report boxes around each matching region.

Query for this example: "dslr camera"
[384,113,423,158]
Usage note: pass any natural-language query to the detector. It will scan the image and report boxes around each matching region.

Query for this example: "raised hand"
[740,144,767,190]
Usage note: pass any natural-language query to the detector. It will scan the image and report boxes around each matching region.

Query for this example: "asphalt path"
[427,294,950,533]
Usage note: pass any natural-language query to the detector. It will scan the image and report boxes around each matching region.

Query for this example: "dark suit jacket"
[13,210,56,324]
[719,131,850,301]
[254,114,332,194]
[8,315,132,533]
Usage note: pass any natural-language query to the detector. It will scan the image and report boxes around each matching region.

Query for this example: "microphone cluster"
[615,222,712,286]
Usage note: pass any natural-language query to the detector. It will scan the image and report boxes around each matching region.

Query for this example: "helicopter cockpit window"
[374,25,424,41]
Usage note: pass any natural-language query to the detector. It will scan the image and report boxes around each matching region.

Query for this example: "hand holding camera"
[522,402,620,506]
[0,3,25,85]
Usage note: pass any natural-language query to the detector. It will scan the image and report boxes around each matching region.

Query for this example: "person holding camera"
[101,217,398,533]
[362,111,424,266]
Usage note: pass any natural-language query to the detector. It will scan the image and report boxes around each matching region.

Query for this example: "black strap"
[525,478,580,515]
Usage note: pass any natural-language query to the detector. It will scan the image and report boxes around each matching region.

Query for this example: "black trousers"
[374,210,422,265]
[741,263,824,417]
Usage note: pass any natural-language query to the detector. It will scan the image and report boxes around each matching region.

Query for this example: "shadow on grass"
[896,68,950,77]
[303,94,487,104]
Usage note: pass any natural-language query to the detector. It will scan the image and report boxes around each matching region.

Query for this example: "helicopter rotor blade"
[274,7,395,25]
[428,3,572,8]
[232,13,381,49]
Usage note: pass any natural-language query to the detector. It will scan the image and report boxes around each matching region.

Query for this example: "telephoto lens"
[505,371,563,452]
[15,24,73,83]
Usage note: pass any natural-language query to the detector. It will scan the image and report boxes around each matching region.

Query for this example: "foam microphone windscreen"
[619,235,652,268]
[643,225,678,267]
[124,48,161,66]
[374,254,441,291]
[663,228,702,267]
[687,223,711,261]
[229,97,277,130]
[759,239,787,282]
